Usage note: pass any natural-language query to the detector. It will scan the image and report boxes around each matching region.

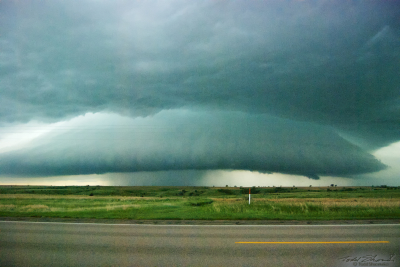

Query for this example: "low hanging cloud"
[0,111,386,179]
[0,0,398,181]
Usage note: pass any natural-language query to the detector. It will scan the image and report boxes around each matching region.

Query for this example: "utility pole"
[249,187,251,205]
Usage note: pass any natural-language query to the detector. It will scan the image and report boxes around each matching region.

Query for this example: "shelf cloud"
[0,111,386,179]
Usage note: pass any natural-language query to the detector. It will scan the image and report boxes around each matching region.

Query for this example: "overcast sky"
[0,0,399,186]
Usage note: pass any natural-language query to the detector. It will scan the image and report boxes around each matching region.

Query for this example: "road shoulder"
[0,217,399,225]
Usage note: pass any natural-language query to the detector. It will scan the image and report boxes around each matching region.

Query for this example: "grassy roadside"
[0,186,399,220]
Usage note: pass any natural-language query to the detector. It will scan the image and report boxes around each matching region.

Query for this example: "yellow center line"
[235,241,389,244]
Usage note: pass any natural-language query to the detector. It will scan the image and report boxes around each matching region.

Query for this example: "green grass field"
[0,185,399,220]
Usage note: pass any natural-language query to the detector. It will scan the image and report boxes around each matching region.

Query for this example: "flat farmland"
[0,186,399,220]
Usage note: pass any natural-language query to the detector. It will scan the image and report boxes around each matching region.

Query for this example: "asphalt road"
[0,221,398,267]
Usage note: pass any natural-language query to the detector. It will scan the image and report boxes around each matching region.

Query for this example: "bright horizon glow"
[0,120,68,153]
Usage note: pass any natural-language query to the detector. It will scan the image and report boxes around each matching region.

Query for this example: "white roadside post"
[249,188,251,205]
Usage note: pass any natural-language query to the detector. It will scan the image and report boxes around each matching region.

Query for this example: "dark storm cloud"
[0,0,398,180]
[0,112,386,179]
[0,0,399,150]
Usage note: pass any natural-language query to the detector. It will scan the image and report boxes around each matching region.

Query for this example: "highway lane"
[0,221,398,267]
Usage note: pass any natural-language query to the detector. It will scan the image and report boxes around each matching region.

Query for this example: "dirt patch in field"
[254,198,400,207]
[20,205,50,211]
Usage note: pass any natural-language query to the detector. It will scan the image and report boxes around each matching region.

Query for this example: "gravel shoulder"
[0,217,399,225]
